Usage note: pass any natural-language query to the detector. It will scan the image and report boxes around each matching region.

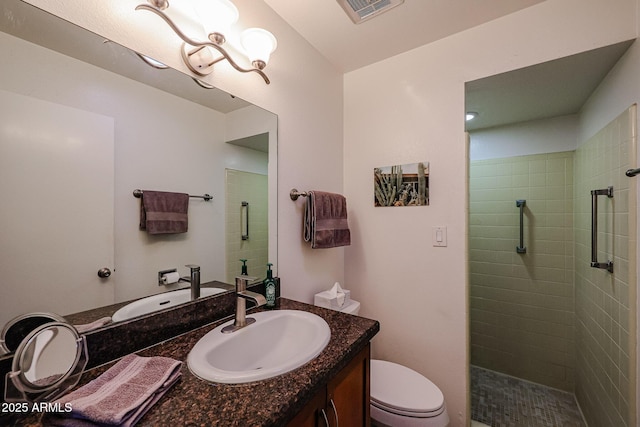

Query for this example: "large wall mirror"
[0,0,277,333]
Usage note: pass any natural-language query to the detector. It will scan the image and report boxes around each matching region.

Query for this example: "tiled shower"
[469,106,637,426]
[225,169,269,282]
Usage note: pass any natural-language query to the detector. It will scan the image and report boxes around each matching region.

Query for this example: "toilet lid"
[370,360,444,415]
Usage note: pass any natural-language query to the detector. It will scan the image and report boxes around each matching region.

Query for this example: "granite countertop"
[40,298,379,427]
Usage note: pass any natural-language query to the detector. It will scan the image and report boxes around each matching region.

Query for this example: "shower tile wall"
[469,151,576,391]
[225,169,269,282]
[573,105,636,427]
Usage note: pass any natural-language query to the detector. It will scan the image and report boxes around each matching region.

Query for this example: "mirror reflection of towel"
[139,191,189,234]
[304,191,351,249]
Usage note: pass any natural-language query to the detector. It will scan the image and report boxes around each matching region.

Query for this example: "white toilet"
[316,297,450,427]
[370,359,450,427]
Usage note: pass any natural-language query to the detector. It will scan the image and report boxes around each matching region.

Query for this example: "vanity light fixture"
[135,0,277,84]
[466,111,479,121]
[136,53,170,69]
[193,78,216,89]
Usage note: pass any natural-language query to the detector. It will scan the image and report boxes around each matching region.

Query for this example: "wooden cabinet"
[288,344,370,427]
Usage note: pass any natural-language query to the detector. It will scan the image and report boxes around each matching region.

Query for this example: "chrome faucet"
[222,276,266,333]
[179,264,201,300]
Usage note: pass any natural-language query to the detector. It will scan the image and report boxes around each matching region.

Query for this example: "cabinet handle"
[329,399,339,427]
[320,408,330,427]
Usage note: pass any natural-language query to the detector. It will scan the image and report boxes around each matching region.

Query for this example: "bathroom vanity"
[10,298,378,426]
[288,343,371,426]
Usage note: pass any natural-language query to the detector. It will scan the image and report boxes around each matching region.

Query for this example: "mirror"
[0,313,66,356]
[5,321,87,402]
[0,0,277,334]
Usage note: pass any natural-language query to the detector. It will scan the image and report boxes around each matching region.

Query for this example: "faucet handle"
[235,275,259,283]
[235,275,258,290]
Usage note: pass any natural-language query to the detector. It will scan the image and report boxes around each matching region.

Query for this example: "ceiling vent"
[337,0,404,24]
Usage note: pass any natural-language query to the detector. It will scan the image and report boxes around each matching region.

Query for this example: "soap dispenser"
[240,259,248,275]
[264,263,276,309]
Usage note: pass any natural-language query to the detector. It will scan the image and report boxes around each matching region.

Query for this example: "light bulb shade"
[193,0,239,37]
[241,28,277,67]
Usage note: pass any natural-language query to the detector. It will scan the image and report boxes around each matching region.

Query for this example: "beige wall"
[574,106,637,426]
[469,151,576,391]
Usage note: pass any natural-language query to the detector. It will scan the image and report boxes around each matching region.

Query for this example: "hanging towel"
[139,190,189,234]
[51,354,182,427]
[304,191,351,249]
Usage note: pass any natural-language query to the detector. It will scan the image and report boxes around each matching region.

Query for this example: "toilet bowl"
[314,295,450,427]
[370,360,450,427]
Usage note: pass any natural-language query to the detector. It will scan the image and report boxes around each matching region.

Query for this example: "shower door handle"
[590,186,614,273]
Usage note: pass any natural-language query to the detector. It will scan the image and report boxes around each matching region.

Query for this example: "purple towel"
[139,191,189,234]
[304,191,351,249]
[51,354,182,427]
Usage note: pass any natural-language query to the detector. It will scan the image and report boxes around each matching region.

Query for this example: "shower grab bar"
[241,201,249,241]
[590,186,614,273]
[516,200,526,254]
[626,167,640,177]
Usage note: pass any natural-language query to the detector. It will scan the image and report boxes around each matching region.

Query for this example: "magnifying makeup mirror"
[0,312,66,356]
[4,322,87,402]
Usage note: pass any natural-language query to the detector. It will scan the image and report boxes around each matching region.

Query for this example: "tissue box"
[314,289,351,310]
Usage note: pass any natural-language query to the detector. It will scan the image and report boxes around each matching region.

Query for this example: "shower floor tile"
[470,365,586,427]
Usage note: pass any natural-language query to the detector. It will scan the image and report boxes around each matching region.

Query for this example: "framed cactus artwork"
[374,162,429,207]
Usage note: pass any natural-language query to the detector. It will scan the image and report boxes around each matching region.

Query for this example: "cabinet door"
[287,387,327,427]
[327,344,371,427]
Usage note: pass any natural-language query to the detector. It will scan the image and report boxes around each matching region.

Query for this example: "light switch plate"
[432,226,447,247]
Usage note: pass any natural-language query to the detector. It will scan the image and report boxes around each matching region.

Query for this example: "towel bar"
[133,189,212,201]
[290,188,309,201]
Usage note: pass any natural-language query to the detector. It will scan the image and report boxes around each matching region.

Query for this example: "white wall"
[23,0,346,304]
[470,114,578,161]
[579,41,640,144]
[344,0,637,425]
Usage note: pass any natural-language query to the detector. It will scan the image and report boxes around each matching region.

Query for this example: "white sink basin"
[112,287,227,322]
[188,310,331,384]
